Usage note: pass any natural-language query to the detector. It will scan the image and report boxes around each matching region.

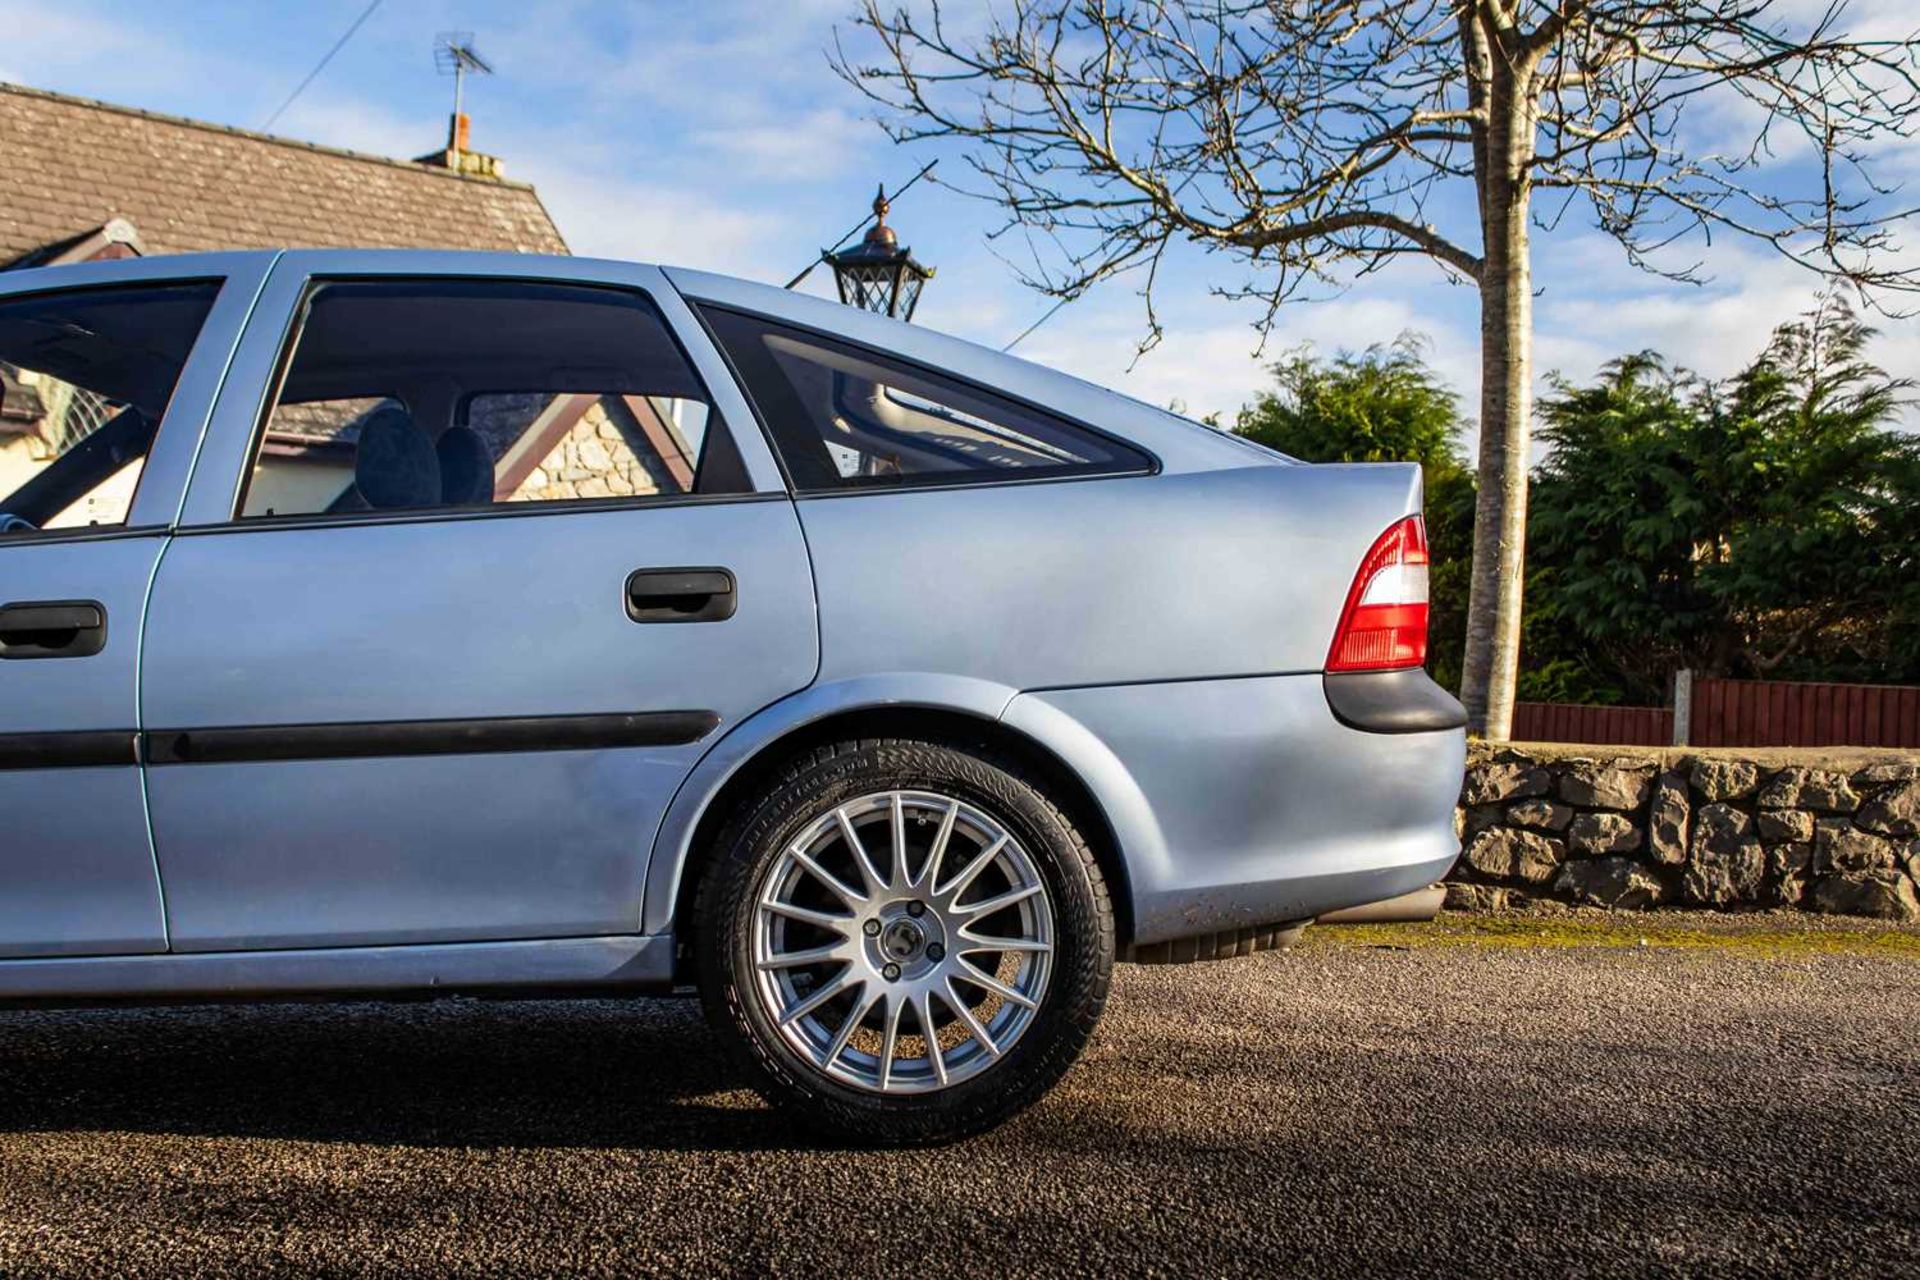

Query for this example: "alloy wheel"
[749,789,1055,1094]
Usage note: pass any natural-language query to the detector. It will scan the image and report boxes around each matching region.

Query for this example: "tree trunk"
[1459,62,1534,740]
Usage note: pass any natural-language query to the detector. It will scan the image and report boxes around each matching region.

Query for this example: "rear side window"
[238,278,749,520]
[0,281,219,534]
[699,307,1150,492]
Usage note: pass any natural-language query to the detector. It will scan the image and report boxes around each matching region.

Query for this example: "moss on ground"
[1310,911,1920,959]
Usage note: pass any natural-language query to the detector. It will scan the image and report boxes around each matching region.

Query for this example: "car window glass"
[700,307,1150,491]
[0,281,220,534]
[238,278,743,520]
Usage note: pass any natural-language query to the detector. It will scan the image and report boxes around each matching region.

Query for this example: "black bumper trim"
[1324,668,1467,734]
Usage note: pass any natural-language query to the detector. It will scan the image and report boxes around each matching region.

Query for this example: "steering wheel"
[0,513,36,534]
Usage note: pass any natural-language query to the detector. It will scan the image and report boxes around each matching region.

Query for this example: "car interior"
[240,278,748,519]
[0,281,219,533]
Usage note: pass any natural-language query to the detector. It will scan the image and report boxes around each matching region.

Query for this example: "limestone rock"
[1461,804,1505,842]
[1690,758,1759,803]
[1756,808,1814,845]
[1444,882,1511,912]
[1553,857,1666,909]
[1557,758,1656,811]
[1813,820,1896,876]
[1464,759,1550,805]
[1568,812,1642,856]
[1647,770,1689,866]
[1757,767,1859,813]
[1684,803,1765,905]
[1855,779,1920,838]
[1810,872,1920,922]
[1508,798,1573,832]
[1854,762,1919,786]
[1463,827,1564,885]
[1764,842,1813,907]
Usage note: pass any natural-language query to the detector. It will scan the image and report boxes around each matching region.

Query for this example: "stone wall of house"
[1450,744,1920,920]
[507,401,669,503]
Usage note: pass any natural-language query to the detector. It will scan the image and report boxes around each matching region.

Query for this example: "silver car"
[0,250,1463,1143]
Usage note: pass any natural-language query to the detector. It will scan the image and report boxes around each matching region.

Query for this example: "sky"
[4,0,1917,437]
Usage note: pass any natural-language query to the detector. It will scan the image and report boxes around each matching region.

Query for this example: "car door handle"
[0,599,108,659]
[625,568,736,623]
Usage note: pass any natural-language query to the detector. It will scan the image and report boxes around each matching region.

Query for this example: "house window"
[238,278,747,520]
[0,281,220,533]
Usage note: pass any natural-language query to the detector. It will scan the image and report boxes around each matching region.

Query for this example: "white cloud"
[1007,289,1480,426]
[521,163,787,275]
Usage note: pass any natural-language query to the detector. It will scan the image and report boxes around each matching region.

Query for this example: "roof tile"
[0,82,568,263]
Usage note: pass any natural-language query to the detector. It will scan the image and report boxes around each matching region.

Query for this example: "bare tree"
[834,1,1920,738]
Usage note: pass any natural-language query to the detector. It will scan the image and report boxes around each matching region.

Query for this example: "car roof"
[0,249,1277,475]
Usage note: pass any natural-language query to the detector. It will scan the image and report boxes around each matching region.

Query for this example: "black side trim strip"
[0,730,139,769]
[1323,669,1468,734]
[143,711,720,766]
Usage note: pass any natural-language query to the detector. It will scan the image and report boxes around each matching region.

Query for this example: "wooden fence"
[1690,676,1920,749]
[1510,676,1920,748]
[1510,701,1674,746]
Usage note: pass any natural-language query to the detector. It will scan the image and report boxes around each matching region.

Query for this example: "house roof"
[0,82,568,267]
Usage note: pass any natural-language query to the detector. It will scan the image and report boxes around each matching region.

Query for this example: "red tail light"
[1326,515,1430,672]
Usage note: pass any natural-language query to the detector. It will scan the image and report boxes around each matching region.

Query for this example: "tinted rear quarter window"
[698,307,1150,492]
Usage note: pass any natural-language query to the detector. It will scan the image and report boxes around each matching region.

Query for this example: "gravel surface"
[1,926,1916,1277]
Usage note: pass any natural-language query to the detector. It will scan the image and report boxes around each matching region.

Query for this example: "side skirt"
[0,934,675,1006]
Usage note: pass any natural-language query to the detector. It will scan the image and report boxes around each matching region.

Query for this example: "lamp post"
[825,185,935,321]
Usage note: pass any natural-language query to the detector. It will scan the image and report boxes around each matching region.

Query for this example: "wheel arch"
[645,676,1148,954]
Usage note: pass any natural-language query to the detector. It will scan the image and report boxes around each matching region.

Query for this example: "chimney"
[414,111,503,180]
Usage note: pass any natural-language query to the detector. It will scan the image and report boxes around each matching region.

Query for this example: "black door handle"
[625,568,736,623]
[0,599,108,659]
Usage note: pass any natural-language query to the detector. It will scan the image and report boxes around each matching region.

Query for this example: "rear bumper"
[1004,672,1464,947]
[1324,668,1467,734]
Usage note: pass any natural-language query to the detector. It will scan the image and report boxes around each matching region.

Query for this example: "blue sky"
[5,0,1916,433]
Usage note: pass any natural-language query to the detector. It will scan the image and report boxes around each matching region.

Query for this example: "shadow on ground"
[0,996,798,1152]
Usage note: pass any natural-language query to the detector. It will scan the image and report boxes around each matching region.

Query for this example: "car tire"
[695,736,1113,1146]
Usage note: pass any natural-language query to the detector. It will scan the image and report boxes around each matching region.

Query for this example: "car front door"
[0,256,267,958]
[138,252,815,952]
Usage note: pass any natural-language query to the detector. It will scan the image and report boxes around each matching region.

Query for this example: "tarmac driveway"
[1,916,1915,1277]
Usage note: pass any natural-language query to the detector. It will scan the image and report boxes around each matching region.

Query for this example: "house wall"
[0,433,39,499]
[505,400,671,502]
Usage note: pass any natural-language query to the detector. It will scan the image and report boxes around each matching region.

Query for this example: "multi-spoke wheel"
[697,737,1113,1145]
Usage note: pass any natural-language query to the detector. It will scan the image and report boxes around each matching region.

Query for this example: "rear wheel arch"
[669,705,1134,971]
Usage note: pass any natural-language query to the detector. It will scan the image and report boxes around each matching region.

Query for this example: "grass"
[1310,911,1920,959]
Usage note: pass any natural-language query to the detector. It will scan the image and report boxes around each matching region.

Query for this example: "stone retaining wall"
[1450,744,1920,920]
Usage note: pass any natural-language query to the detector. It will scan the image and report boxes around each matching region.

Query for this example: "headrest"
[436,425,496,506]
[353,405,440,510]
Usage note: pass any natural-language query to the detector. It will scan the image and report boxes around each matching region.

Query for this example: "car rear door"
[0,255,268,958]
[139,251,816,952]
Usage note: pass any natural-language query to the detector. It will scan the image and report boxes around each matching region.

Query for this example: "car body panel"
[0,934,673,1004]
[0,256,271,959]
[0,769,166,958]
[794,462,1421,688]
[640,672,1023,936]
[1003,676,1465,944]
[141,498,817,950]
